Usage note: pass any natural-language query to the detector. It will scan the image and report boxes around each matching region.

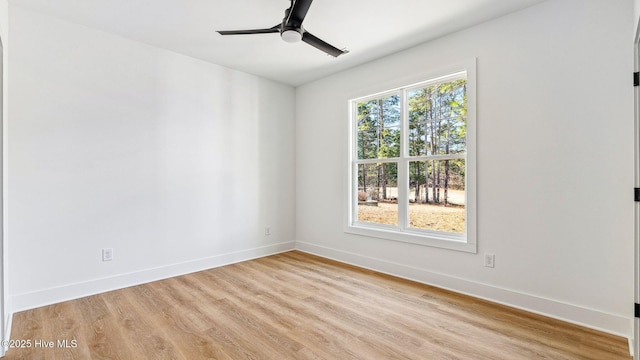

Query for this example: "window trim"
[345,58,477,253]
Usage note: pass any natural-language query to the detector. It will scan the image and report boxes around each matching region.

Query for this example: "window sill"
[345,223,477,253]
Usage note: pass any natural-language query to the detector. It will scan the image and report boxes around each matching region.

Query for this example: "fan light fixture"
[216,0,348,57]
[281,29,302,43]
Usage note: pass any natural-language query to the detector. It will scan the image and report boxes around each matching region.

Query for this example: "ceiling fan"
[216,0,348,58]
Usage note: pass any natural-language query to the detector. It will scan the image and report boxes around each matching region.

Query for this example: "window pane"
[408,159,465,234]
[356,95,401,159]
[357,162,398,226]
[408,80,467,157]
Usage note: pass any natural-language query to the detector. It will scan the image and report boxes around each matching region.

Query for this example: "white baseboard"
[295,241,631,339]
[11,241,295,313]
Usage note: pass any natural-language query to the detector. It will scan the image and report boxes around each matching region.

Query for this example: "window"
[347,61,476,252]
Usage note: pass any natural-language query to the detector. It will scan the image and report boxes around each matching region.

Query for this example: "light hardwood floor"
[4,251,631,359]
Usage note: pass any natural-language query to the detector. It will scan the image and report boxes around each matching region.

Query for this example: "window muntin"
[348,67,475,251]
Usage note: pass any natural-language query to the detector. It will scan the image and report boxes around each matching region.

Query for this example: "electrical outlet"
[102,248,113,262]
[484,253,495,268]
[265,226,271,236]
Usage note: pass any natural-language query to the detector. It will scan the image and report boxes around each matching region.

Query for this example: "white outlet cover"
[484,254,495,268]
[102,248,113,262]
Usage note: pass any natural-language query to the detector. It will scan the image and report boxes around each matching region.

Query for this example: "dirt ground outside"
[358,202,465,234]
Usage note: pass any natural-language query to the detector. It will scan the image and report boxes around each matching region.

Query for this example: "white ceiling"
[9,0,546,86]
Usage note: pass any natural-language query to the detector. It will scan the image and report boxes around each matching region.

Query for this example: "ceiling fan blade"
[217,25,280,36]
[286,0,313,26]
[302,31,348,57]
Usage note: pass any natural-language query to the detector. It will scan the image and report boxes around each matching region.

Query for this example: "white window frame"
[345,59,476,253]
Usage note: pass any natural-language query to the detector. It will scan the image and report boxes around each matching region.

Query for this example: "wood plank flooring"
[4,251,631,359]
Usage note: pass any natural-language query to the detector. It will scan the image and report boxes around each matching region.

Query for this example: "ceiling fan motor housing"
[281,25,303,43]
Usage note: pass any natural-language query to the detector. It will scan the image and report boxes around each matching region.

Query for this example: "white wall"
[635,0,640,39]
[8,5,296,310]
[296,0,634,337]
